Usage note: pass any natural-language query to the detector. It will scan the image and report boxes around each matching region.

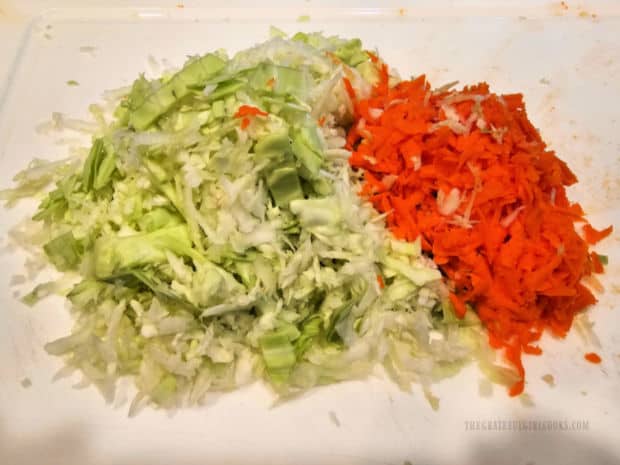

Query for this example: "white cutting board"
[0,5,619,465]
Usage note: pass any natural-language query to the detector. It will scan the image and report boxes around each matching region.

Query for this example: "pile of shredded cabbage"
[1,31,496,411]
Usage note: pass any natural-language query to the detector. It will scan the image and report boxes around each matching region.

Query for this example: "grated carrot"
[234,105,268,118]
[583,224,613,245]
[347,65,611,396]
[584,352,602,364]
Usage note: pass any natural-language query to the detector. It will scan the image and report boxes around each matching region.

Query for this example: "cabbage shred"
[1,32,486,409]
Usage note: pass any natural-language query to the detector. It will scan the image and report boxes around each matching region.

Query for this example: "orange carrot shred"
[377,274,385,289]
[342,77,357,103]
[347,61,609,397]
[318,116,326,127]
[240,117,250,129]
[583,224,613,245]
[584,352,602,364]
[234,105,268,119]
[448,292,467,318]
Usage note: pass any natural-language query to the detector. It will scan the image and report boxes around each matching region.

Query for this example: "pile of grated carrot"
[345,64,612,396]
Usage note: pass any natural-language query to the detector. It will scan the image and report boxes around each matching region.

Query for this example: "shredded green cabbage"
[1,31,489,410]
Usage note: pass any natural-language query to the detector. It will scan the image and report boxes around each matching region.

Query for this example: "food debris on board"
[541,373,555,387]
[79,45,97,56]
[0,30,613,411]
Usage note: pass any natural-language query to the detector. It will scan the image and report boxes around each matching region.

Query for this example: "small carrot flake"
[448,292,466,318]
[583,224,613,245]
[240,117,250,129]
[376,274,385,289]
[234,105,268,119]
[318,116,326,127]
[342,77,357,102]
[584,352,602,364]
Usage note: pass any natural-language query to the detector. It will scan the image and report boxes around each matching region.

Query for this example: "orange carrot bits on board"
[582,224,613,245]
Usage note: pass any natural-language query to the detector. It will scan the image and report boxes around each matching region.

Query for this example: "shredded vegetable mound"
[346,65,611,396]
[1,33,494,410]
